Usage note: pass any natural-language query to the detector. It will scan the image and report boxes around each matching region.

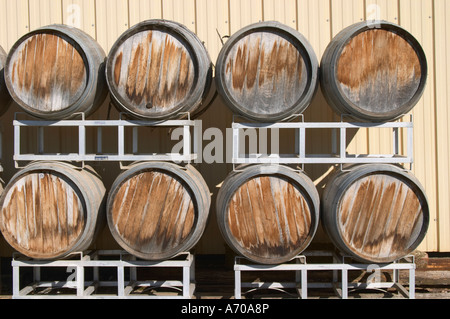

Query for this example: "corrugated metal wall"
[0,0,448,255]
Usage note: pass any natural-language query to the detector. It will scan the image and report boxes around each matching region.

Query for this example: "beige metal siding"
[0,0,448,255]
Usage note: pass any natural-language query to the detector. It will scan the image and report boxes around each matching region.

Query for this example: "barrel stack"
[104,20,212,261]
[215,22,320,265]
[319,21,429,263]
[0,25,109,260]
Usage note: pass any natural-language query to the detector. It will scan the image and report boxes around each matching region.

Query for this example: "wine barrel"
[106,162,211,261]
[215,21,319,122]
[0,45,12,117]
[5,24,108,120]
[0,161,106,260]
[320,21,428,122]
[321,164,429,264]
[106,20,213,121]
[216,165,320,265]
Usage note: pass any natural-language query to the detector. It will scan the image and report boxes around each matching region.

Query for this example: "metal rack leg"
[235,268,242,299]
[341,269,348,299]
[117,266,125,297]
[183,264,190,298]
[77,265,84,297]
[409,267,415,299]
[13,265,20,297]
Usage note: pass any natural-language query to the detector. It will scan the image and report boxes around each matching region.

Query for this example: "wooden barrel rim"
[0,163,90,260]
[217,165,320,265]
[106,19,212,120]
[5,26,94,117]
[215,21,319,122]
[322,20,428,122]
[106,162,209,260]
[322,164,429,263]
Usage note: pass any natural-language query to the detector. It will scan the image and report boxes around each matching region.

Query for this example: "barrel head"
[321,21,427,122]
[109,30,196,118]
[217,166,319,265]
[337,29,422,114]
[322,165,430,264]
[216,22,318,122]
[7,32,88,116]
[0,172,86,260]
[107,20,212,120]
[108,170,198,260]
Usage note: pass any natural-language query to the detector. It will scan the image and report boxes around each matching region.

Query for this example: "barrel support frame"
[12,250,196,299]
[231,115,414,169]
[13,112,200,168]
[234,251,415,299]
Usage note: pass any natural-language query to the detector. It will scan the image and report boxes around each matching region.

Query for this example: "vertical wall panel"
[229,0,263,34]
[0,0,29,51]
[96,0,129,53]
[162,0,196,33]
[129,0,163,27]
[263,0,297,29]
[433,0,450,251]
[62,0,97,38]
[196,0,229,62]
[399,0,437,252]
[28,0,63,30]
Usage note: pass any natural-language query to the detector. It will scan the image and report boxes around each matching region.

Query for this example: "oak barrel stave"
[321,164,429,263]
[320,21,428,122]
[0,161,106,260]
[5,24,108,120]
[216,165,320,265]
[215,21,319,122]
[106,162,211,261]
[106,19,213,121]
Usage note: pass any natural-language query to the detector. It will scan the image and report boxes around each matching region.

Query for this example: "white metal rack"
[13,112,200,167]
[232,115,414,168]
[234,251,416,299]
[12,250,195,299]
